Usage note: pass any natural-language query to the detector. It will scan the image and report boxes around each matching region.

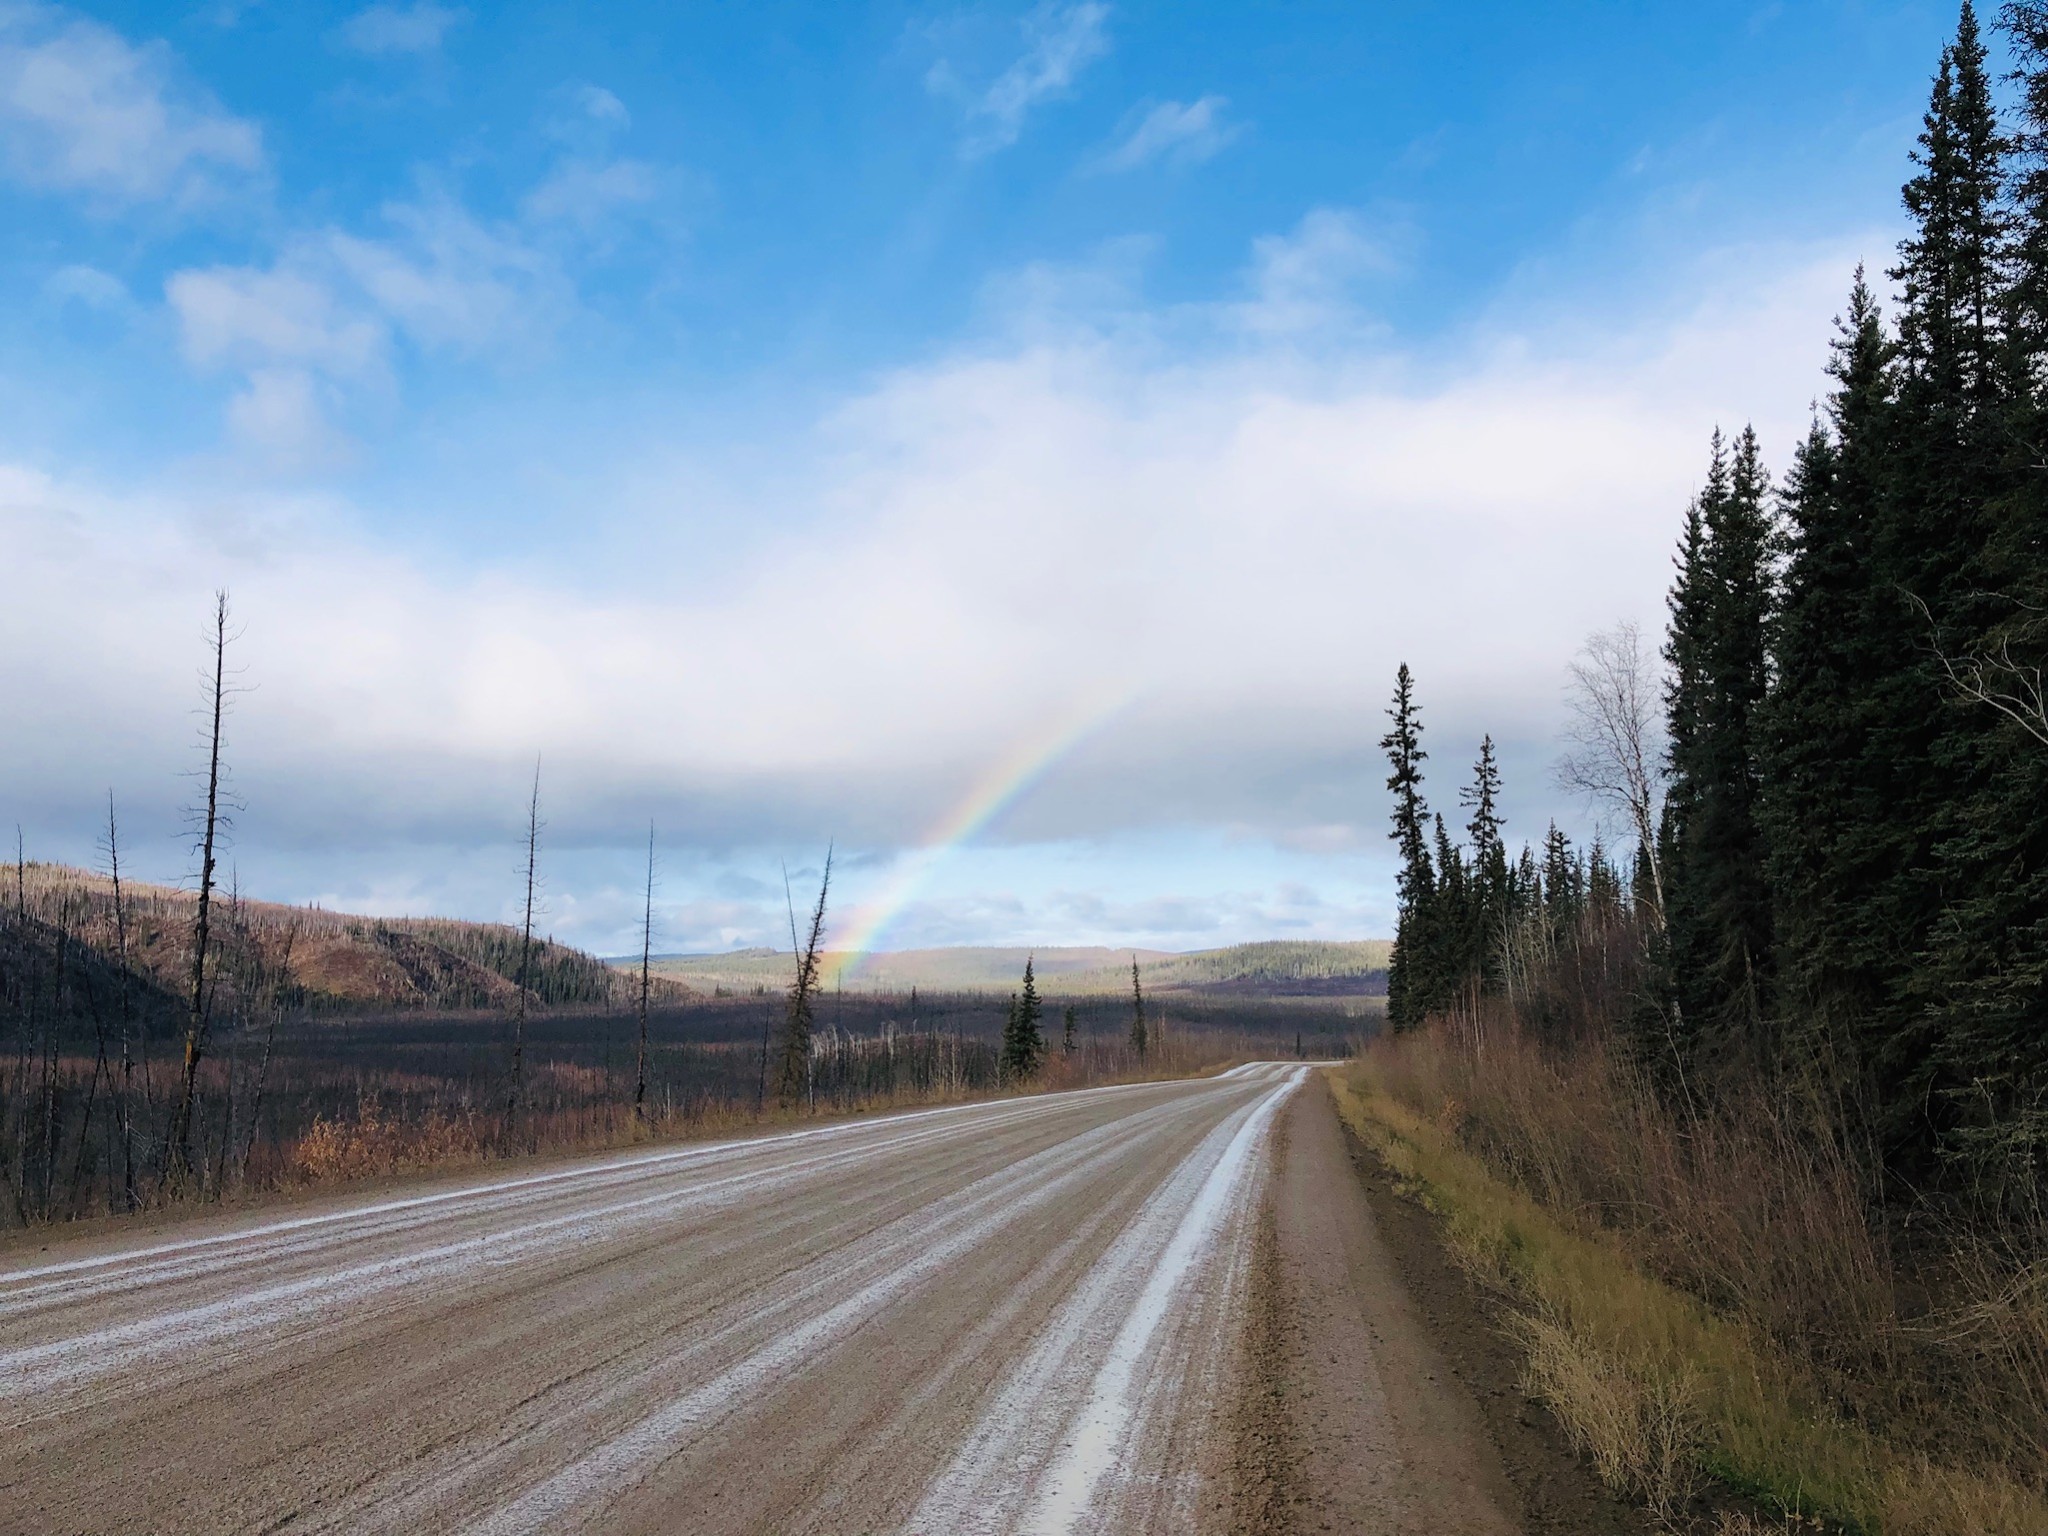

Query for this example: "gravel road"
[3,1065,1314,1534]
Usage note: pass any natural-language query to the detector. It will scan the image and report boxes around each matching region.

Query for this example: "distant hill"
[3,862,686,1034]
[637,939,1391,999]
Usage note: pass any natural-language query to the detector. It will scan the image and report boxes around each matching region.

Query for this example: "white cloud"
[1239,208,1400,335]
[929,1,1110,158]
[1093,96,1235,172]
[12,223,1860,941]
[333,3,466,57]
[0,7,262,204]
[44,262,128,308]
[325,193,559,352]
[165,190,570,453]
[521,157,658,229]
[543,82,630,145]
[167,263,385,376]
[523,84,664,234]
[225,368,347,470]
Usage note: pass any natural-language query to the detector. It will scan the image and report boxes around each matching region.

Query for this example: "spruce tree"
[1461,735,1510,985]
[1761,274,1896,1065]
[1430,813,1473,1006]
[1002,957,1045,1078]
[1587,835,1621,921]
[1662,429,1777,1073]
[1913,1,2048,1179]
[1660,444,1720,1057]
[1128,958,1147,1055]
[1380,664,1436,1028]
[1542,823,1583,948]
[1853,1,2019,1164]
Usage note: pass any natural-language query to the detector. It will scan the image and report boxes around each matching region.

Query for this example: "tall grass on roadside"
[1330,1031,2048,1534]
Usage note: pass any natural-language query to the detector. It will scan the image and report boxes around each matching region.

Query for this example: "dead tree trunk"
[636,823,654,1121]
[239,924,292,1180]
[509,764,541,1120]
[170,592,233,1185]
[105,794,137,1210]
[775,851,832,1108]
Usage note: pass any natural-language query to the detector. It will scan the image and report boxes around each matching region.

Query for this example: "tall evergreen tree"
[1847,2,2020,1163]
[1431,813,1473,1003]
[1908,2,2048,1180]
[1462,735,1510,983]
[1002,956,1045,1078]
[1896,3,2006,414]
[1542,823,1583,949]
[1663,429,1777,1072]
[1761,275,1898,1068]
[1587,835,1622,921]
[1381,664,1437,1028]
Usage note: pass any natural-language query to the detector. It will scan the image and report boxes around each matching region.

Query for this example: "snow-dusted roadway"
[2,1064,1305,1534]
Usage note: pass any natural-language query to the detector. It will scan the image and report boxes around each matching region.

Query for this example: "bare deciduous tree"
[1556,620,1667,923]
[170,591,235,1184]
[1908,591,2048,747]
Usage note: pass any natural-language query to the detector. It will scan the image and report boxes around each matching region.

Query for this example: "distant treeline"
[649,939,1391,999]
[1386,0,2048,1202]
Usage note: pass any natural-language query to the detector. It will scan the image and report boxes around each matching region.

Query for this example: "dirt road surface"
[1,1065,1534,1534]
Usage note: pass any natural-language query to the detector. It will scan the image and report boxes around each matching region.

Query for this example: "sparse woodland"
[0,598,1346,1223]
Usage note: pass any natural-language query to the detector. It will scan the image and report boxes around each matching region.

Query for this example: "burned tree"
[636,823,655,1120]
[509,763,542,1116]
[775,850,832,1108]
[103,793,138,1210]
[169,591,235,1186]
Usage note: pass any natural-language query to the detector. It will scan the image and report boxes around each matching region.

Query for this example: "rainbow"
[822,689,1129,986]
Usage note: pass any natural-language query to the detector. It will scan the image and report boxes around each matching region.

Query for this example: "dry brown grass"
[268,1036,1249,1192]
[1511,1310,1703,1524]
[1330,1038,2048,1536]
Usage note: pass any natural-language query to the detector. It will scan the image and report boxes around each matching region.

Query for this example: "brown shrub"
[1366,1012,2047,1511]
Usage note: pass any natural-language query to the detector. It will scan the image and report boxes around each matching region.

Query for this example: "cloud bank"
[0,208,1871,948]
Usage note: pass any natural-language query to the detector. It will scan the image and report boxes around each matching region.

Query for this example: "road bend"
[2,1063,1307,1534]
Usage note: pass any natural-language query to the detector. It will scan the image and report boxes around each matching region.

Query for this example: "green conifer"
[1380,664,1436,1028]
[1461,736,1510,985]
[1662,429,1777,1072]
[1002,957,1045,1078]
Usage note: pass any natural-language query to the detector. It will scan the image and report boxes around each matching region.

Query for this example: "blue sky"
[0,1,1973,953]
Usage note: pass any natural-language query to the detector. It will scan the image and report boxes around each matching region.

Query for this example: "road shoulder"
[1233,1074,1643,1535]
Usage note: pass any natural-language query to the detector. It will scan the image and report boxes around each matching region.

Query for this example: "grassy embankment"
[1328,1037,2047,1535]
